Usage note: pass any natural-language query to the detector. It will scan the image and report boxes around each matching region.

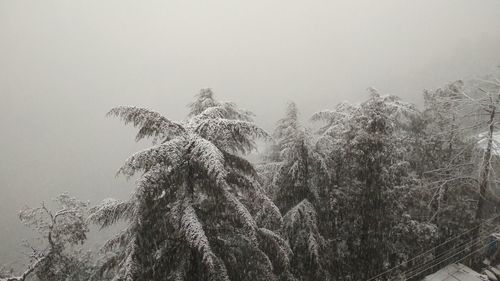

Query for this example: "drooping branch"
[0,254,47,281]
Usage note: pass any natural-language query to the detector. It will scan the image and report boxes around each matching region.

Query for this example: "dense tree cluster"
[3,76,500,281]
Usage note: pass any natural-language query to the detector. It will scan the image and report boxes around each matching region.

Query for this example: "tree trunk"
[472,105,496,265]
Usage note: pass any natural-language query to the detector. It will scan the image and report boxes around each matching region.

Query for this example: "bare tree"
[424,77,500,264]
[0,194,89,281]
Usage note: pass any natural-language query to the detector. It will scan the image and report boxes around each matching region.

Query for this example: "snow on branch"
[88,198,135,229]
[188,88,220,117]
[282,199,324,267]
[194,118,270,154]
[107,106,185,143]
[188,88,254,121]
[195,102,254,122]
[100,227,133,253]
[257,228,293,273]
[123,237,140,281]
[0,254,47,281]
[117,137,188,178]
[179,202,230,281]
[189,136,227,186]
[222,189,257,234]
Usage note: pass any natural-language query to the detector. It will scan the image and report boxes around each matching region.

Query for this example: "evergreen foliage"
[259,102,329,280]
[4,77,500,281]
[89,89,290,281]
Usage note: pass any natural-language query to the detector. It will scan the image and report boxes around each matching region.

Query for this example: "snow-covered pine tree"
[270,102,329,212]
[312,91,436,280]
[311,101,357,186]
[259,102,329,280]
[89,89,294,281]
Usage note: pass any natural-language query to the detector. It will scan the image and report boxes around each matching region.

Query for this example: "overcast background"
[1,0,500,267]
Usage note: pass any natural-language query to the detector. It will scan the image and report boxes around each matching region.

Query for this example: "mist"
[1,0,500,268]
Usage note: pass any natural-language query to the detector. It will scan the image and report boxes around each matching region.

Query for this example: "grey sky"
[1,0,500,265]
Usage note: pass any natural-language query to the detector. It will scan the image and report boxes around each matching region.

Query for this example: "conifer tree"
[260,102,329,280]
[312,92,436,280]
[89,89,294,281]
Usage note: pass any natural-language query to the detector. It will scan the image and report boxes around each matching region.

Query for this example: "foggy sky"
[1,0,500,266]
